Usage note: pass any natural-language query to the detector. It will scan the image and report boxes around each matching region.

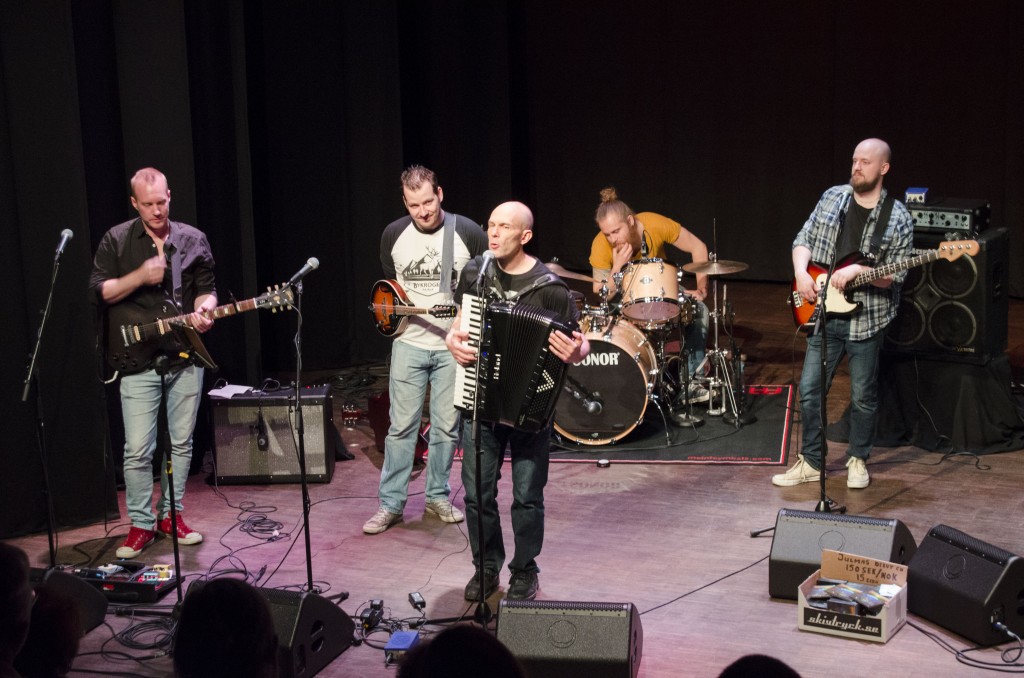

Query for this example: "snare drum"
[620,258,679,327]
[553,317,657,445]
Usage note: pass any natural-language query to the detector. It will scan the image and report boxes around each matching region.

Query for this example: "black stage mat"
[548,385,793,465]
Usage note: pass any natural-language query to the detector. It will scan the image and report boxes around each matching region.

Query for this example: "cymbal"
[546,261,595,283]
[682,259,749,276]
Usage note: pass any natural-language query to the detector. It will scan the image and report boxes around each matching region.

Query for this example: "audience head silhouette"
[174,579,279,678]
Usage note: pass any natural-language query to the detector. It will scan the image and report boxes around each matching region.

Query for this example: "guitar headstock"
[259,285,296,312]
[430,305,458,319]
[937,240,979,261]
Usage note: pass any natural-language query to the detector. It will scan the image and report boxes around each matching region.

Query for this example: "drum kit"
[549,254,751,446]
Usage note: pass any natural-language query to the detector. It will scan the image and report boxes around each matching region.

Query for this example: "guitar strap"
[440,212,455,294]
[867,194,895,258]
[508,273,567,302]
[166,223,184,311]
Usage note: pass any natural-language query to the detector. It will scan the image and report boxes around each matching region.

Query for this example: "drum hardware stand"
[704,255,741,420]
[645,328,673,445]
[665,314,703,428]
[719,297,757,428]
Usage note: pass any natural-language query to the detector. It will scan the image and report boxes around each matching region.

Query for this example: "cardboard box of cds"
[797,549,908,643]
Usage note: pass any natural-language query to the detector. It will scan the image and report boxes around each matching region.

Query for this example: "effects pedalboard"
[71,561,179,603]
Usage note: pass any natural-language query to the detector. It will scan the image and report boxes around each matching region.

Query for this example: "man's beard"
[850,173,880,194]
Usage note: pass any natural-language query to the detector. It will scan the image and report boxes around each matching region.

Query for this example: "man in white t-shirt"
[363,166,487,534]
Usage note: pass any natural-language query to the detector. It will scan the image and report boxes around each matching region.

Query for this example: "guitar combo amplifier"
[210,385,336,484]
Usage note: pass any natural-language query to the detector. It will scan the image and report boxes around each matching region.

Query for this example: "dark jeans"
[799,317,884,470]
[460,418,550,577]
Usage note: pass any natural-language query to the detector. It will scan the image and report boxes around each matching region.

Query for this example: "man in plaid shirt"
[774,138,914,490]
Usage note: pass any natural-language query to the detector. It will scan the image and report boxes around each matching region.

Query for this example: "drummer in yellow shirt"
[589,186,711,401]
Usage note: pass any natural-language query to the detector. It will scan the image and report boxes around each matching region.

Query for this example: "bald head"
[855,138,891,164]
[490,201,534,232]
[850,138,891,196]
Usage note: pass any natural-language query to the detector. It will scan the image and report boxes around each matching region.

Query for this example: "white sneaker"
[846,457,870,489]
[771,455,822,487]
[362,508,403,534]
[424,499,465,524]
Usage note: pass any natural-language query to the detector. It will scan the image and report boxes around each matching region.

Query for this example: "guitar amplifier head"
[909,198,990,236]
[210,386,336,484]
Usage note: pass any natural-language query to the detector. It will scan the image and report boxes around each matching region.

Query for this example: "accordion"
[454,294,570,432]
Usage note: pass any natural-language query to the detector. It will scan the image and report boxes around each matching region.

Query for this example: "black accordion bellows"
[456,298,570,432]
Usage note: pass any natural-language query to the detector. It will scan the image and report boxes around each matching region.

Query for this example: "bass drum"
[553,318,657,445]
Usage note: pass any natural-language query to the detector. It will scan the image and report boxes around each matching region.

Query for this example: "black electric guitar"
[789,240,978,330]
[368,279,458,337]
[107,286,294,372]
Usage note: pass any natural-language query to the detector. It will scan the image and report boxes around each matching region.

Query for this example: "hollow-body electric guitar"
[368,279,457,337]
[107,286,293,372]
[789,240,978,330]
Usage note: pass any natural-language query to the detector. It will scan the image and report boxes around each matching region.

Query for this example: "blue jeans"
[378,342,460,513]
[798,317,883,469]
[120,365,204,530]
[685,300,710,376]
[460,419,550,576]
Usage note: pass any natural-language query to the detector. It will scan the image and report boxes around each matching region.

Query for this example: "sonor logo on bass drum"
[575,351,620,367]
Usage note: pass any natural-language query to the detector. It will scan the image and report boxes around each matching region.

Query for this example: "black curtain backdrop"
[2,0,1022,536]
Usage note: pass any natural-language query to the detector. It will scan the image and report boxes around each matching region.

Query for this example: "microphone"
[287,257,319,286]
[54,229,73,261]
[583,398,603,415]
[479,251,496,278]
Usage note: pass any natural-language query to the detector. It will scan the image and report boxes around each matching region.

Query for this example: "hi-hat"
[546,261,595,283]
[682,260,748,276]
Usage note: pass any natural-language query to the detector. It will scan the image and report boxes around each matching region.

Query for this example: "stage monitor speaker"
[211,386,335,484]
[907,524,1024,646]
[885,226,1008,362]
[496,599,643,678]
[768,508,918,600]
[184,581,355,678]
[30,567,109,634]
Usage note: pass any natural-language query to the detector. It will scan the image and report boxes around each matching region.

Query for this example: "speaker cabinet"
[907,524,1024,646]
[184,581,355,678]
[211,386,335,484]
[30,567,109,634]
[768,509,918,600]
[885,227,1008,362]
[496,599,643,678]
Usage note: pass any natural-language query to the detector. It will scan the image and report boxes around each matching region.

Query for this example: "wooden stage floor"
[7,280,1024,677]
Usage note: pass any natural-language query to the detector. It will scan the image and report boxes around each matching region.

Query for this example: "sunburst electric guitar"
[107,286,294,372]
[368,279,458,337]
[789,240,978,331]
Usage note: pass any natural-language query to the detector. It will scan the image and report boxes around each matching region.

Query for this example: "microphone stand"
[810,223,847,515]
[289,281,325,595]
[21,251,66,568]
[469,269,497,626]
[152,354,184,604]
[429,265,496,629]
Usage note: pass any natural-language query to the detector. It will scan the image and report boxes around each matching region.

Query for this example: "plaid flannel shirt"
[792,185,915,340]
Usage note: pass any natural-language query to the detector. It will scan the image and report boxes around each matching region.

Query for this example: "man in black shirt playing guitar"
[90,168,217,559]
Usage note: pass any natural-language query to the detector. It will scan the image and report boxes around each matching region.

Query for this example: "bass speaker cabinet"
[184,581,355,678]
[907,524,1024,646]
[211,386,336,484]
[496,599,643,678]
[768,509,918,599]
[885,226,1008,362]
